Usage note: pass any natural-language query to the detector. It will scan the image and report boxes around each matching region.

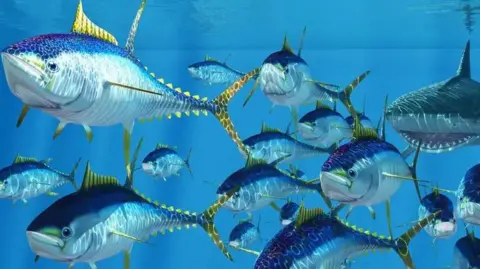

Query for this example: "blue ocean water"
[0,0,479,268]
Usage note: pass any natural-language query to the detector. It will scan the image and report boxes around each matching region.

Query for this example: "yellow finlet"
[174,112,182,118]
[71,0,118,46]
[184,91,191,97]
[80,161,120,190]
[166,83,173,89]
[192,110,200,116]
[157,78,165,83]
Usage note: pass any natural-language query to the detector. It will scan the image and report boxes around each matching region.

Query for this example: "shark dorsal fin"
[295,203,324,228]
[80,161,120,191]
[125,0,146,55]
[71,0,119,46]
[457,40,471,78]
[261,122,282,133]
[315,100,331,110]
[282,34,295,54]
[245,155,267,168]
[13,154,38,164]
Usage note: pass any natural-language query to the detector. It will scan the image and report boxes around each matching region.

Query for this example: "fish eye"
[61,227,73,238]
[46,60,59,72]
[347,169,357,178]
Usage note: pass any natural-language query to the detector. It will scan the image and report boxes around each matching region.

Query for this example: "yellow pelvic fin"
[80,161,119,191]
[53,121,68,140]
[16,105,30,128]
[71,0,118,46]
[82,124,93,142]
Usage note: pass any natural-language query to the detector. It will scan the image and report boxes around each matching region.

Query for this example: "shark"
[385,40,480,154]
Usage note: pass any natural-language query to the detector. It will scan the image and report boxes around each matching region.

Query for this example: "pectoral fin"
[46,191,58,196]
[17,105,30,128]
[270,202,281,211]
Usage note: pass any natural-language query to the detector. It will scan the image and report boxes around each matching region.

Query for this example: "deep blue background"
[0,0,479,268]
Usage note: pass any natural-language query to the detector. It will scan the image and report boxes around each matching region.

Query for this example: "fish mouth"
[281,219,293,226]
[229,241,240,248]
[320,172,361,202]
[1,53,57,108]
[433,221,456,237]
[259,63,297,96]
[142,162,154,172]
[27,231,65,248]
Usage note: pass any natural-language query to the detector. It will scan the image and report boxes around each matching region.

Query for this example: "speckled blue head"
[299,108,343,124]
[142,147,176,164]
[320,139,403,203]
[241,132,294,162]
[228,221,259,248]
[345,114,374,129]
[26,185,144,262]
[454,235,480,269]
[280,202,300,226]
[1,33,143,109]
[459,164,480,204]
[421,192,454,221]
[263,49,306,69]
[419,192,456,238]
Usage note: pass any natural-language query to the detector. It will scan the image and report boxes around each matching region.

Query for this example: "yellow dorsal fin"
[71,0,118,46]
[282,34,295,54]
[155,143,170,149]
[13,154,38,164]
[80,161,119,190]
[260,122,282,134]
[204,55,217,62]
[316,100,332,110]
[295,203,324,228]
[245,155,267,168]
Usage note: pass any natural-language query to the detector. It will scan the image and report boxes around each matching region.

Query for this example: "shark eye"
[61,227,73,238]
[347,169,357,178]
[46,60,59,72]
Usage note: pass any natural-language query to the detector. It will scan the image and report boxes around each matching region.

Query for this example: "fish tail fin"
[209,68,261,155]
[394,210,441,269]
[69,158,82,191]
[196,188,239,261]
[184,148,193,178]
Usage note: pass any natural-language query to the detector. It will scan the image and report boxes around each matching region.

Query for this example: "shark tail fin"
[394,210,441,269]
[209,69,260,155]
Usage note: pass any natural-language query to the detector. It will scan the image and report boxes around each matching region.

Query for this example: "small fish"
[457,163,480,225]
[243,27,339,133]
[216,156,332,214]
[228,216,262,249]
[188,55,256,86]
[1,0,257,176]
[141,144,192,181]
[253,204,439,269]
[386,40,480,153]
[0,155,80,203]
[454,228,480,269]
[345,96,375,130]
[319,73,424,239]
[298,100,352,148]
[279,201,300,226]
[418,189,457,239]
[26,140,237,269]
[242,122,336,164]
